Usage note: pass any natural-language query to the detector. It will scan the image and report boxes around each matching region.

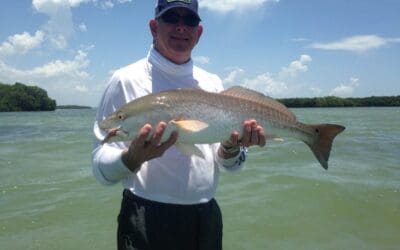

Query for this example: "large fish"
[99,86,345,169]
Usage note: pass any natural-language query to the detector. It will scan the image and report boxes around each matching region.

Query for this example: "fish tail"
[302,124,345,170]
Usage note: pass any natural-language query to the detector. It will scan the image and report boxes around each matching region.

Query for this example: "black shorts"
[117,190,223,250]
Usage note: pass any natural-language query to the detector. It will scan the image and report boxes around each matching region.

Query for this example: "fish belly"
[157,102,303,145]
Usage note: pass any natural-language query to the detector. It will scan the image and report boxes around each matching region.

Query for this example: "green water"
[1,108,399,249]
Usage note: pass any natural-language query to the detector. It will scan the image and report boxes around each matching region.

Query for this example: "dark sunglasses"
[160,11,200,27]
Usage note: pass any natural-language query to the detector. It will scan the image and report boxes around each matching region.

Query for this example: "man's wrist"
[218,146,247,170]
[219,144,240,159]
[121,149,142,172]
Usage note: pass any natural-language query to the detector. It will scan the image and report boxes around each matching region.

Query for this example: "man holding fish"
[92,0,266,249]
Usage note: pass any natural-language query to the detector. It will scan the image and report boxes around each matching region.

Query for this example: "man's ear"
[196,25,203,44]
[149,19,157,38]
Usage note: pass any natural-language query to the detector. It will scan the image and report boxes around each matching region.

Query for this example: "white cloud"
[0,0,134,105]
[243,73,288,96]
[93,0,133,9]
[75,84,89,92]
[222,68,287,97]
[330,77,360,97]
[31,0,133,49]
[310,35,400,52]
[199,0,279,13]
[279,54,312,79]
[32,0,83,11]
[0,50,90,84]
[0,31,44,56]
[78,23,87,32]
[32,0,132,11]
[99,0,114,9]
[32,0,79,49]
[291,38,310,42]
[222,67,245,86]
[222,54,314,97]
[0,48,93,104]
[193,56,210,65]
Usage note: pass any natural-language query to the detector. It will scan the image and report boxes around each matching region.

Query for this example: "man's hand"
[219,119,266,159]
[121,122,178,172]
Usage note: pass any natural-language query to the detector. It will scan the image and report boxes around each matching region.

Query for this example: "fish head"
[99,111,126,130]
[99,111,134,143]
[99,93,173,143]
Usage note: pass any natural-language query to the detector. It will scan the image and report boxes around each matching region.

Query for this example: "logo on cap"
[167,0,191,3]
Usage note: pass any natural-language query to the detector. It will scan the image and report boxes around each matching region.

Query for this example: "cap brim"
[156,4,201,21]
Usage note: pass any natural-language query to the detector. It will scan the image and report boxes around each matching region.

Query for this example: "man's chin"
[170,43,191,52]
[170,47,191,57]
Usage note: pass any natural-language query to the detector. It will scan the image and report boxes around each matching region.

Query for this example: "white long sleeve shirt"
[92,48,245,205]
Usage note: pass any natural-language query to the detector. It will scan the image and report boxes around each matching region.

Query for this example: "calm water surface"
[0,108,399,249]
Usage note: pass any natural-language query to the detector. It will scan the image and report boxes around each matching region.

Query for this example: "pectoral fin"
[175,143,205,159]
[169,119,209,133]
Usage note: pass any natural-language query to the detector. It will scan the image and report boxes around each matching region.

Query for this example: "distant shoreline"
[56,105,92,110]
[277,96,400,108]
[58,95,400,110]
[1,82,399,111]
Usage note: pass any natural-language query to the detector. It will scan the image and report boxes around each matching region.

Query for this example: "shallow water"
[1,108,399,249]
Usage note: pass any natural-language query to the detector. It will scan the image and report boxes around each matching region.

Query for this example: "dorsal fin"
[221,86,296,121]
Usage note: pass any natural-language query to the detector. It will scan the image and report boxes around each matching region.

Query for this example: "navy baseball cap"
[155,0,201,20]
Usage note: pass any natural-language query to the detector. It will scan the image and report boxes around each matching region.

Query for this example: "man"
[92,1,266,249]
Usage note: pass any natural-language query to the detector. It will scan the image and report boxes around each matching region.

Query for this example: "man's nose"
[175,19,188,32]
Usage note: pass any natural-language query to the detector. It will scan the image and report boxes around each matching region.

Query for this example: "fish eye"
[117,112,125,120]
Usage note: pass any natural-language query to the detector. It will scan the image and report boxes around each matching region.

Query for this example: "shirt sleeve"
[91,143,133,185]
[91,73,138,185]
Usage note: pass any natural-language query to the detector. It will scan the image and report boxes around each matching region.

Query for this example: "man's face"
[150,8,202,64]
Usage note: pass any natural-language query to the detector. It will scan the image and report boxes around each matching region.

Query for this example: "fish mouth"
[101,127,129,144]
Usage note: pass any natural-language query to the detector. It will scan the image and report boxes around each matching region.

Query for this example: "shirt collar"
[148,46,194,76]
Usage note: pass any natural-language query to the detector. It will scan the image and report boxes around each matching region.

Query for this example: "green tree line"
[0,82,56,112]
[278,96,400,108]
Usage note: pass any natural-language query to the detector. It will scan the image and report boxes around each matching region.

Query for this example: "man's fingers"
[239,119,267,147]
[165,130,179,147]
[135,124,152,147]
[257,125,266,147]
[151,122,167,146]
[241,120,252,146]
[241,120,257,147]
[229,131,239,146]
[250,123,258,145]
[123,123,179,169]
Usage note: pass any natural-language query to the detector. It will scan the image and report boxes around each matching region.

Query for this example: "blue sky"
[0,0,399,106]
